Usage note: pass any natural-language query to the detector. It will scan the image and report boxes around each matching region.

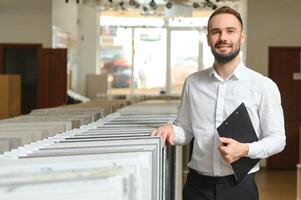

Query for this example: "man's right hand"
[151,124,175,146]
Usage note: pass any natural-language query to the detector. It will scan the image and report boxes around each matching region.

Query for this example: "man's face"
[207,13,245,64]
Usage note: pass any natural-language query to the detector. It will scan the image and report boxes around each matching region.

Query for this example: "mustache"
[214,41,232,48]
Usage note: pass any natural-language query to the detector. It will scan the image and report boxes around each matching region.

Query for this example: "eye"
[227,29,236,34]
[211,30,220,35]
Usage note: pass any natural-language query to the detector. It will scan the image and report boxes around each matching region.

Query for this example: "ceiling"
[81,0,240,16]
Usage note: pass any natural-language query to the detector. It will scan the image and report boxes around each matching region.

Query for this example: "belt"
[189,168,238,185]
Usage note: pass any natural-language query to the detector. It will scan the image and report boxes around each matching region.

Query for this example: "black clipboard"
[217,103,260,182]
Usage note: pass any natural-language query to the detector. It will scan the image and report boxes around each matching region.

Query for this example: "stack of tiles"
[0,100,180,200]
[0,99,136,154]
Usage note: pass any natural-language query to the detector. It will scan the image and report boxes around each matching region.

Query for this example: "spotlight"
[65,0,69,3]
[149,0,157,9]
[166,2,172,9]
[129,0,136,6]
[152,5,158,9]
[143,6,148,11]
[202,0,217,10]
[119,1,126,10]
[192,2,200,8]
[207,1,213,7]
[76,0,80,3]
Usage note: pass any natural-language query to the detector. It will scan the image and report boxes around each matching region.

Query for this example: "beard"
[211,43,240,64]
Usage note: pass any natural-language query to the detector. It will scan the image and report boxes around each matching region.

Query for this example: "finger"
[219,137,233,144]
[228,156,236,163]
[151,129,157,136]
[218,145,225,151]
[218,143,226,148]
[161,131,168,146]
[220,154,230,163]
[168,131,174,145]
[225,157,232,163]
[218,146,226,153]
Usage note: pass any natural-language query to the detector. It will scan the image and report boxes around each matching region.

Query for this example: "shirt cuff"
[172,125,192,145]
[246,143,257,159]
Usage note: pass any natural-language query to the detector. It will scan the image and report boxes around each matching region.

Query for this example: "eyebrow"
[209,26,239,33]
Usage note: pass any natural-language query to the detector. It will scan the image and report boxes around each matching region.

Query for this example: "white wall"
[0,0,100,96]
[246,0,301,75]
[52,0,78,37]
[77,5,99,95]
[239,0,248,64]
[0,0,52,47]
[52,0,80,91]
[52,1,99,95]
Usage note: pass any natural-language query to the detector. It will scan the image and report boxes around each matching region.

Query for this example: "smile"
[216,44,232,48]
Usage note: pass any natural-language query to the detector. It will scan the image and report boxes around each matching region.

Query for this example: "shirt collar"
[208,62,246,81]
[232,62,246,80]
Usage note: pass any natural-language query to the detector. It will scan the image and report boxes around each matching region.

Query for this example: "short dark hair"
[207,6,243,32]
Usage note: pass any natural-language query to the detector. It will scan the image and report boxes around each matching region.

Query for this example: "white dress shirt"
[173,62,286,176]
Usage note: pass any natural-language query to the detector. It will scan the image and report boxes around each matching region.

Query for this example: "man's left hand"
[218,137,249,163]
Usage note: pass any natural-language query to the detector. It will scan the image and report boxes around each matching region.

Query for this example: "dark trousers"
[183,169,259,200]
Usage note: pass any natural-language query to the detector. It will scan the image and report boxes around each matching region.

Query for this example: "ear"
[240,30,246,44]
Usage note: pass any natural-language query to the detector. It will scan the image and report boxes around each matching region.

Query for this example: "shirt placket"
[213,81,226,176]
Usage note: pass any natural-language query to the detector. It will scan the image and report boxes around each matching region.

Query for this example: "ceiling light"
[192,2,200,8]
[166,2,172,9]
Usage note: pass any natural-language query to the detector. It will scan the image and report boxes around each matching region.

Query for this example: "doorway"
[268,47,301,169]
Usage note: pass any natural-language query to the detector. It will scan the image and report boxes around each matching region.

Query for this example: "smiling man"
[208,10,243,63]
[151,6,286,200]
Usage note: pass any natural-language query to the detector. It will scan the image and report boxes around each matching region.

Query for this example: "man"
[151,6,286,200]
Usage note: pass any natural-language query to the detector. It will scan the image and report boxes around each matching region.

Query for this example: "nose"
[219,30,227,41]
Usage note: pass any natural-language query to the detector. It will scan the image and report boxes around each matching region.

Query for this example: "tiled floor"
[256,168,296,200]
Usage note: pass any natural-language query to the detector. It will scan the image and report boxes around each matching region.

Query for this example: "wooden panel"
[0,74,21,119]
[268,47,301,169]
[37,48,67,108]
[0,75,10,119]
[9,75,21,117]
[0,44,67,113]
[298,126,301,164]
[0,47,3,73]
[37,48,50,108]
[0,43,41,114]
[269,47,301,120]
[49,48,67,106]
[267,121,300,169]
[297,164,301,200]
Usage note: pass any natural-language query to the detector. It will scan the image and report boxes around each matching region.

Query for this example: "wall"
[77,4,99,95]
[246,0,301,75]
[52,0,79,91]
[0,0,52,47]
[52,0,99,95]
[52,0,78,37]
[239,0,248,64]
